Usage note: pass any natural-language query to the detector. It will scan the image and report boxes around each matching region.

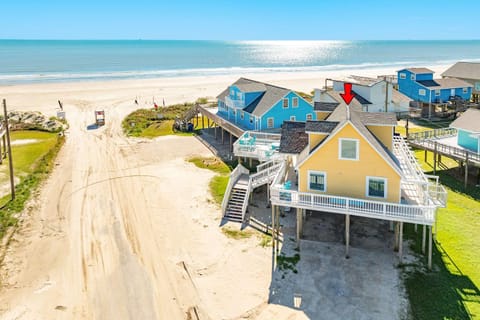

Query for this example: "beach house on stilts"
[222,99,447,267]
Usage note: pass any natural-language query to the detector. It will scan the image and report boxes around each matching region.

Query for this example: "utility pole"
[3,99,15,200]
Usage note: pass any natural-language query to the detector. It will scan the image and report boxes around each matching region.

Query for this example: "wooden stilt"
[345,214,350,258]
[433,142,437,175]
[271,205,276,270]
[221,128,224,144]
[428,225,433,270]
[414,224,417,233]
[422,224,426,254]
[275,206,280,257]
[394,222,399,252]
[465,153,469,189]
[229,132,233,152]
[424,149,427,162]
[296,208,302,244]
[249,157,252,168]
[214,125,217,139]
[266,182,270,204]
[398,222,403,264]
[202,115,204,129]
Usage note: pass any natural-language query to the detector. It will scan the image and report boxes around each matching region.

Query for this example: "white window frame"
[230,89,235,96]
[366,176,387,199]
[338,138,359,161]
[240,111,244,120]
[419,89,426,96]
[399,73,406,80]
[292,97,299,108]
[435,90,440,97]
[308,170,327,192]
[249,115,254,124]
[267,117,274,128]
[237,91,243,100]
[290,116,296,121]
[306,113,313,120]
[463,87,468,94]
[283,98,289,109]
[411,74,415,81]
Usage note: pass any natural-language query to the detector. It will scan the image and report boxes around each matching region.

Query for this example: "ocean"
[1,40,480,84]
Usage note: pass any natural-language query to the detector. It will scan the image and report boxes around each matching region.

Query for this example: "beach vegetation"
[0,130,64,239]
[277,252,300,273]
[259,233,273,247]
[221,227,254,240]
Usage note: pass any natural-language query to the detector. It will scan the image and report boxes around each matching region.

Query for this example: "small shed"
[450,108,480,153]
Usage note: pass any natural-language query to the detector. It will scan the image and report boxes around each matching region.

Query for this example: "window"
[411,74,415,81]
[237,92,243,100]
[339,138,359,160]
[230,89,235,96]
[290,116,296,121]
[292,97,299,108]
[366,177,387,198]
[463,87,468,94]
[306,113,313,120]
[283,98,289,109]
[250,116,254,124]
[308,171,326,192]
[267,117,274,128]
[240,111,244,120]
[399,73,406,80]
[435,90,440,96]
[419,89,426,96]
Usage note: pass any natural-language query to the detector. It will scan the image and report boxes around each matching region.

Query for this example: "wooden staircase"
[224,174,249,222]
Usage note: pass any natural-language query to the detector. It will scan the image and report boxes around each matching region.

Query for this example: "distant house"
[216,78,315,131]
[397,68,472,103]
[450,108,480,153]
[442,62,480,103]
[330,75,411,113]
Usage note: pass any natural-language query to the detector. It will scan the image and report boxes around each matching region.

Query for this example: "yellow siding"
[298,122,401,203]
[367,125,393,151]
[308,133,328,151]
[315,111,331,120]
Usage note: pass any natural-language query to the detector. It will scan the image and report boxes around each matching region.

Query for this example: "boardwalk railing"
[408,127,457,142]
[409,137,480,164]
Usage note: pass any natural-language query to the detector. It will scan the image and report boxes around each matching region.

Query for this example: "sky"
[1,0,479,40]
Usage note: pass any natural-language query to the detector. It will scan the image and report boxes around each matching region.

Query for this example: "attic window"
[292,97,299,108]
[399,73,406,80]
[339,138,359,160]
[283,98,289,109]
[463,87,468,94]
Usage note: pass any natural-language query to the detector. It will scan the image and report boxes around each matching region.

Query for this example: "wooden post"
[214,125,217,139]
[424,149,427,162]
[345,214,350,258]
[0,135,2,164]
[405,118,409,138]
[433,142,437,175]
[428,225,433,270]
[3,99,15,200]
[266,182,270,204]
[221,128,224,144]
[207,118,210,128]
[398,222,403,264]
[229,132,233,152]
[394,222,399,251]
[249,157,252,168]
[275,206,280,257]
[422,224,426,254]
[271,205,276,270]
[202,115,204,129]
[296,208,302,244]
[465,153,469,189]
[2,135,5,158]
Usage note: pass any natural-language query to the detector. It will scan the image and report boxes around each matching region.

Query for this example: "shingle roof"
[417,80,440,87]
[450,108,480,133]
[216,78,291,117]
[313,101,339,112]
[391,89,412,103]
[358,112,397,126]
[433,78,472,89]
[279,121,309,154]
[404,67,435,74]
[442,62,480,80]
[305,120,339,133]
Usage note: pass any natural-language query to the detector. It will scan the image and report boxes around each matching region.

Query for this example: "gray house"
[442,62,480,103]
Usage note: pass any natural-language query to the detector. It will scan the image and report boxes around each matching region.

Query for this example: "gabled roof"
[399,67,435,74]
[305,120,339,134]
[279,121,309,154]
[391,89,412,103]
[313,101,339,112]
[442,62,480,80]
[216,78,291,117]
[450,108,480,133]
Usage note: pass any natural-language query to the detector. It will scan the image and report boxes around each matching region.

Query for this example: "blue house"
[397,68,473,103]
[216,78,315,131]
[450,108,480,153]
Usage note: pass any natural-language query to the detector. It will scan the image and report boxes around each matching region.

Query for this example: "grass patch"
[400,122,480,319]
[188,156,231,205]
[259,233,273,247]
[277,252,300,273]
[209,175,229,204]
[221,227,254,240]
[122,102,211,138]
[0,131,64,239]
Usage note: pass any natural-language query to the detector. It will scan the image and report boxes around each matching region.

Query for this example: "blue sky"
[1,0,478,40]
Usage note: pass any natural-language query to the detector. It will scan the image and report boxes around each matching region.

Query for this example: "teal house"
[216,78,315,131]
[450,108,480,153]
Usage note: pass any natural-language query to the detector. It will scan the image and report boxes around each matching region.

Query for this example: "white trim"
[267,117,274,129]
[366,176,387,199]
[411,74,415,81]
[307,170,327,192]
[292,97,299,108]
[419,89,426,96]
[399,73,406,80]
[290,115,296,121]
[338,138,359,161]
[296,121,403,177]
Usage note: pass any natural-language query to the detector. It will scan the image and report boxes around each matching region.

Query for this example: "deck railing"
[233,131,282,161]
[251,162,283,188]
[225,96,245,109]
[407,128,457,142]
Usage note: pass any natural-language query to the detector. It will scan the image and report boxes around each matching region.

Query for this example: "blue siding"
[457,129,479,153]
[260,92,315,129]
[415,73,433,81]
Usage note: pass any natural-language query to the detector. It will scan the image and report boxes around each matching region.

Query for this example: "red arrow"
[340,83,355,105]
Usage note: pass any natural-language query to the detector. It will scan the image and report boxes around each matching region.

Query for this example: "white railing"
[408,127,457,142]
[425,175,448,207]
[393,136,428,184]
[225,96,245,109]
[233,131,282,161]
[221,164,249,215]
[251,162,283,188]
[270,186,437,225]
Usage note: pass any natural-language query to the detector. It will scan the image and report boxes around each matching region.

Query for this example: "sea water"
[1,40,480,84]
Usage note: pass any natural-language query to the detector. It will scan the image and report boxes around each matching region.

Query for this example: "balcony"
[233,131,282,161]
[225,96,245,109]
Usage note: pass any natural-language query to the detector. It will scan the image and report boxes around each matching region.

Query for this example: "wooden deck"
[196,104,244,138]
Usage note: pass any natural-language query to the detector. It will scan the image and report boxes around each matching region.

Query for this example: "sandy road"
[0,97,224,319]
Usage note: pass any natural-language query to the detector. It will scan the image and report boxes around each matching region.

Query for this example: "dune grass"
[0,130,64,239]
[400,123,480,319]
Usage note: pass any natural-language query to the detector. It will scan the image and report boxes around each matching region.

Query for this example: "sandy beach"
[0,65,447,320]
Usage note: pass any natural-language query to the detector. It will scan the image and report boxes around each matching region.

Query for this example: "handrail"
[410,138,480,163]
[407,127,457,141]
[221,164,249,215]
[250,162,283,188]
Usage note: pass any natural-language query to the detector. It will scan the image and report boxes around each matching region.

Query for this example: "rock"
[3,110,65,132]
